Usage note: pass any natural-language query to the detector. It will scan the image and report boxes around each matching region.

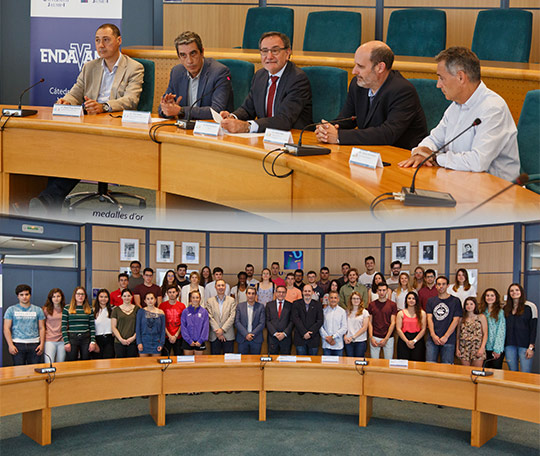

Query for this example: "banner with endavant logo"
[30,0,122,106]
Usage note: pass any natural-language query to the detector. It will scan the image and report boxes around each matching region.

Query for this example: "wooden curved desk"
[1,107,539,224]
[1,356,538,448]
[123,47,540,123]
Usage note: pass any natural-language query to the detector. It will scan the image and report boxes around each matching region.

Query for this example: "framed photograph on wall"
[120,238,139,261]
[182,242,199,264]
[392,242,410,265]
[457,238,478,263]
[419,241,438,265]
[156,240,174,263]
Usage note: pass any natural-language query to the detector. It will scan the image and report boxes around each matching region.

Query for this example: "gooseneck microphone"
[35,353,56,375]
[283,116,357,156]
[471,357,496,381]
[401,118,482,207]
[176,76,231,130]
[2,78,45,118]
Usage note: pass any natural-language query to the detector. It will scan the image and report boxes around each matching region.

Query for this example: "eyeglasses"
[259,47,286,56]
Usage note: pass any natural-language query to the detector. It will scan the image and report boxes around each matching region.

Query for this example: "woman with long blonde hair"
[344,291,369,357]
[61,286,96,361]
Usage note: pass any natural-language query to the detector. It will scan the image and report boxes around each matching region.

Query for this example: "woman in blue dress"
[136,292,166,357]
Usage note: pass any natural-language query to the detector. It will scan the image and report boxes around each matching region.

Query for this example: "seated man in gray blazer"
[266,285,293,355]
[204,279,237,354]
[32,23,143,213]
[220,31,312,133]
[235,287,265,355]
[159,31,233,120]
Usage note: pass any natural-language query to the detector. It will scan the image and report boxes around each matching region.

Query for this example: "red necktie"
[278,301,283,318]
[266,76,279,117]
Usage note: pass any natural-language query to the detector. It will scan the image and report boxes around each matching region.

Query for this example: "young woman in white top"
[231,271,248,305]
[344,291,369,357]
[92,289,114,359]
[181,271,205,305]
[448,268,477,306]
[369,273,392,302]
[391,272,416,310]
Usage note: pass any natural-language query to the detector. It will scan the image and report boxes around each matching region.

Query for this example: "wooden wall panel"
[210,233,263,248]
[267,234,321,248]
[324,247,381,278]
[209,248,264,284]
[325,233,381,248]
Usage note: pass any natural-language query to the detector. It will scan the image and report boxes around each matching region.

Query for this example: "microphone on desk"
[283,116,357,156]
[471,357,496,378]
[34,353,57,375]
[454,173,536,222]
[158,346,173,365]
[176,76,231,130]
[2,78,45,117]
[400,118,482,207]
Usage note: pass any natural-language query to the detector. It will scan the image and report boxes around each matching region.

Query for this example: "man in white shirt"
[205,267,231,300]
[399,47,519,182]
[320,291,347,356]
[359,256,378,288]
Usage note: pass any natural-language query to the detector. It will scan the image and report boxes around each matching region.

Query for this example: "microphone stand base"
[3,108,38,117]
[176,119,195,130]
[402,187,456,207]
[284,144,331,156]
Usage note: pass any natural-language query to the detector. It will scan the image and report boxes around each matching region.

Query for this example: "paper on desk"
[211,107,265,138]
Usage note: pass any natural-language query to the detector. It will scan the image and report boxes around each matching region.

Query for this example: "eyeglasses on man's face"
[260,47,286,56]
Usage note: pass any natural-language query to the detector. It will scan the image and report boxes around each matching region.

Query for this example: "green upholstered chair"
[302,66,348,124]
[517,90,540,194]
[408,78,451,132]
[303,11,361,54]
[133,57,155,112]
[64,58,153,210]
[242,7,294,49]
[472,9,532,63]
[217,59,255,111]
[386,9,446,57]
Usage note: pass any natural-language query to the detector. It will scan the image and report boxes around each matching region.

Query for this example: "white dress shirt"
[97,54,121,103]
[413,81,519,182]
[320,305,347,350]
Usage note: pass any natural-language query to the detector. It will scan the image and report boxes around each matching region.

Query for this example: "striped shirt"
[62,307,96,344]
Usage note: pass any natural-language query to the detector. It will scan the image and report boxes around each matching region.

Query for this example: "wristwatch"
[528,345,535,351]
[101,103,111,113]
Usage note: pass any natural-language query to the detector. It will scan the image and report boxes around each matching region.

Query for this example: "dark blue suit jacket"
[233,61,312,132]
[159,57,234,120]
[337,70,427,149]
[235,301,266,344]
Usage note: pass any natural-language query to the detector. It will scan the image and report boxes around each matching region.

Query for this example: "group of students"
[3,260,537,374]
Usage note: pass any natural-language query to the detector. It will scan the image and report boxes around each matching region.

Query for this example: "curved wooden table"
[1,356,538,448]
[123,47,540,123]
[1,106,539,224]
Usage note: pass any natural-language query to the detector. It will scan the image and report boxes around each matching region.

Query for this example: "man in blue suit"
[235,287,266,355]
[159,31,233,120]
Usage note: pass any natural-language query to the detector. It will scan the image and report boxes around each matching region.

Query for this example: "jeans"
[505,345,533,373]
[323,348,343,356]
[12,342,42,365]
[66,333,91,361]
[93,334,115,359]
[345,341,367,358]
[238,340,262,355]
[370,336,394,359]
[210,339,235,355]
[426,338,455,364]
[44,341,66,363]
[295,345,318,356]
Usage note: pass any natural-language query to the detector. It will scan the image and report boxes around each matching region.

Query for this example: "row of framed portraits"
[120,239,200,264]
[392,239,479,265]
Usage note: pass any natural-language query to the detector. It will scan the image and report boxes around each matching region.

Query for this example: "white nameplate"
[122,110,151,124]
[194,120,221,136]
[52,104,83,117]
[224,353,242,361]
[296,357,312,362]
[277,355,297,362]
[321,355,340,363]
[389,359,409,369]
[177,355,195,363]
[349,147,383,169]
[263,128,293,145]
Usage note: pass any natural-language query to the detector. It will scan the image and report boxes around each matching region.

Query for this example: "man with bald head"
[316,41,427,148]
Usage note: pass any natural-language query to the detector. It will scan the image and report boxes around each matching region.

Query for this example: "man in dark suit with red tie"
[291,284,323,356]
[266,285,294,355]
[220,31,312,133]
